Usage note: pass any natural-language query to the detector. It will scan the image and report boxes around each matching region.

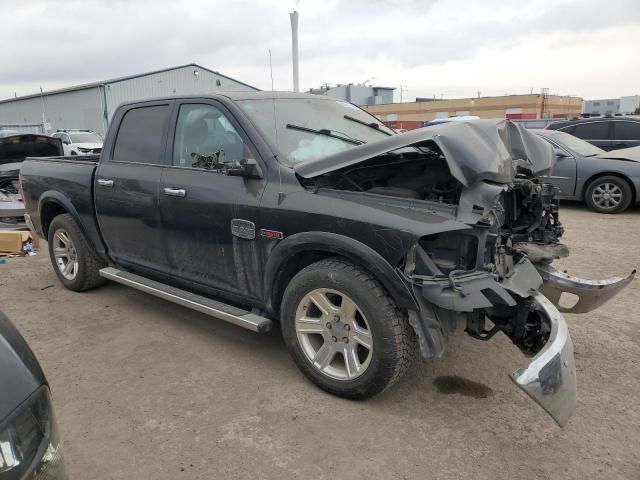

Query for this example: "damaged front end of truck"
[295,119,634,426]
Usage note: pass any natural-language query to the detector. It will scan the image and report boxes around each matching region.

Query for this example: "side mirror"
[554,148,569,159]
[225,158,262,178]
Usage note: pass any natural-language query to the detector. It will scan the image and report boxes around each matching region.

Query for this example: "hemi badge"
[260,229,284,240]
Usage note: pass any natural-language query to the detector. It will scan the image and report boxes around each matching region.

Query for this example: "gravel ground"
[0,203,638,480]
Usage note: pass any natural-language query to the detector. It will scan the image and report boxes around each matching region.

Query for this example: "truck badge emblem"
[231,219,256,239]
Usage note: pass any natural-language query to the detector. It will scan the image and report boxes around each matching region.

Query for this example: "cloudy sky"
[2,0,639,102]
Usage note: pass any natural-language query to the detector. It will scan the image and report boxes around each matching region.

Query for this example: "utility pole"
[290,10,300,93]
[399,84,407,103]
[39,86,47,131]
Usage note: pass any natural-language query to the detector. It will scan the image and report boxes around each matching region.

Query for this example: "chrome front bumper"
[537,263,635,314]
[510,292,577,427]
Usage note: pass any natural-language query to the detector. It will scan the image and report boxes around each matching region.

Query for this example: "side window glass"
[572,122,608,140]
[172,103,244,169]
[112,105,169,164]
[614,122,640,140]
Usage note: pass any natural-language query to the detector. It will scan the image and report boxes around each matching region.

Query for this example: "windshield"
[69,132,102,143]
[546,131,605,156]
[237,98,395,164]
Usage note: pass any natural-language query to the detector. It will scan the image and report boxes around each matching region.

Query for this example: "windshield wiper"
[286,124,365,145]
[343,115,393,136]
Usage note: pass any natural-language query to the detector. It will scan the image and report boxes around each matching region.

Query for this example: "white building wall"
[104,65,256,122]
[619,95,640,114]
[0,87,106,135]
[0,65,257,136]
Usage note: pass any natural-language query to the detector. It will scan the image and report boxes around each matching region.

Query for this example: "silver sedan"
[534,129,640,213]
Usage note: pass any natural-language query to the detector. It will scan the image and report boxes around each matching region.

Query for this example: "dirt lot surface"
[1,203,639,479]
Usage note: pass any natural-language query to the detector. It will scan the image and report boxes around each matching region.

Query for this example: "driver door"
[159,101,267,299]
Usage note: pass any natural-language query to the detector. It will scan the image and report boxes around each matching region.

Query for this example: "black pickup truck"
[19,92,633,426]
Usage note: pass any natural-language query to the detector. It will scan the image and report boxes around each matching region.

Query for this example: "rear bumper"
[0,200,26,228]
[510,292,577,427]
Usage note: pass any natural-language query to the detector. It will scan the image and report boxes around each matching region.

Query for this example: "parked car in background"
[512,118,567,129]
[534,129,640,213]
[51,130,103,156]
[0,310,67,479]
[19,93,635,426]
[0,131,63,227]
[545,116,640,151]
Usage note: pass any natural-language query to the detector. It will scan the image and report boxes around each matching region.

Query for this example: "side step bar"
[99,267,272,333]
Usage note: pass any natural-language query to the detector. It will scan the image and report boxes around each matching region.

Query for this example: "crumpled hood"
[595,145,640,162]
[295,119,556,187]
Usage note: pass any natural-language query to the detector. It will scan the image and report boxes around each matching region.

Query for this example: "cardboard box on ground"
[0,230,39,255]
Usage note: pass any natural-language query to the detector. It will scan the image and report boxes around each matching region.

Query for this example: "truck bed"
[19,154,104,256]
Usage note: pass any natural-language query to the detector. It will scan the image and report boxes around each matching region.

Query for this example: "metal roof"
[0,63,259,104]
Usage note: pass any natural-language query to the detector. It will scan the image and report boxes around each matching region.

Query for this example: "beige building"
[361,93,583,130]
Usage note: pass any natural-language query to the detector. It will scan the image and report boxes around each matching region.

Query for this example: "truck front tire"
[281,258,416,399]
[47,214,105,291]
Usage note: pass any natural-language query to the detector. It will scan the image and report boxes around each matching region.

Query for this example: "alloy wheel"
[592,182,623,210]
[294,288,373,380]
[53,229,78,280]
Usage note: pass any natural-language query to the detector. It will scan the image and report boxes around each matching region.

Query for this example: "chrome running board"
[99,267,272,333]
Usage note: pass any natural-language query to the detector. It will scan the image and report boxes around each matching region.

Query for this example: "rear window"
[614,121,640,140]
[112,105,169,164]
[571,122,609,140]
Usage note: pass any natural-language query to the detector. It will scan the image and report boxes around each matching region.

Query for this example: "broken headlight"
[0,387,66,479]
[419,231,479,274]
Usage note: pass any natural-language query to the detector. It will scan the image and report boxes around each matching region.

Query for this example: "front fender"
[263,231,419,314]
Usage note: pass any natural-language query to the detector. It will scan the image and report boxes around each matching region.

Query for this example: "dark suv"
[546,116,640,151]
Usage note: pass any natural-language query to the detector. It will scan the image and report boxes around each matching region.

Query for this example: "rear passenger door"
[95,102,173,274]
[570,121,613,150]
[611,120,640,150]
[159,100,267,299]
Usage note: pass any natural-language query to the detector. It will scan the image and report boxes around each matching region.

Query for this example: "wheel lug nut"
[332,336,337,342]
[326,322,332,329]
[344,324,350,331]
[342,337,349,343]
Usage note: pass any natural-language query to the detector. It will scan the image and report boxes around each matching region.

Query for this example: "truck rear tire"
[47,214,105,291]
[280,258,416,399]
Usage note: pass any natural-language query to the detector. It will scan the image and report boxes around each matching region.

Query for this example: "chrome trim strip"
[510,292,577,427]
[99,267,271,333]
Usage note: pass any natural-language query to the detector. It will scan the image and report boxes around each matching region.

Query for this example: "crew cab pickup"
[19,92,634,426]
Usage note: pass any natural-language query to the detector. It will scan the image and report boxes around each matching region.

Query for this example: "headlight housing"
[0,387,66,479]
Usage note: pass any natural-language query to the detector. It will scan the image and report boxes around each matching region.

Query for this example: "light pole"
[399,84,407,103]
[290,10,300,93]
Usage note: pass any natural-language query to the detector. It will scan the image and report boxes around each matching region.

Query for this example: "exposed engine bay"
[295,120,635,426]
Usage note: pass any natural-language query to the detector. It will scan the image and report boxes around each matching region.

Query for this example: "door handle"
[97,179,114,187]
[163,187,187,197]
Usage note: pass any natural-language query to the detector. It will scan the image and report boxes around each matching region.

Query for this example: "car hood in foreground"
[0,311,46,421]
[0,134,63,166]
[595,145,640,162]
[295,119,556,187]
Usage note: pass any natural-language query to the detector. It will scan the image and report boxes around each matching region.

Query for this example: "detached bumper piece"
[536,263,635,314]
[510,293,577,427]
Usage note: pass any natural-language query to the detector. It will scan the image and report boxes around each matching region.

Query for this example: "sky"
[1,0,639,102]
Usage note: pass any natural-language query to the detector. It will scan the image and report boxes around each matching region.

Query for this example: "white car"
[51,130,103,156]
